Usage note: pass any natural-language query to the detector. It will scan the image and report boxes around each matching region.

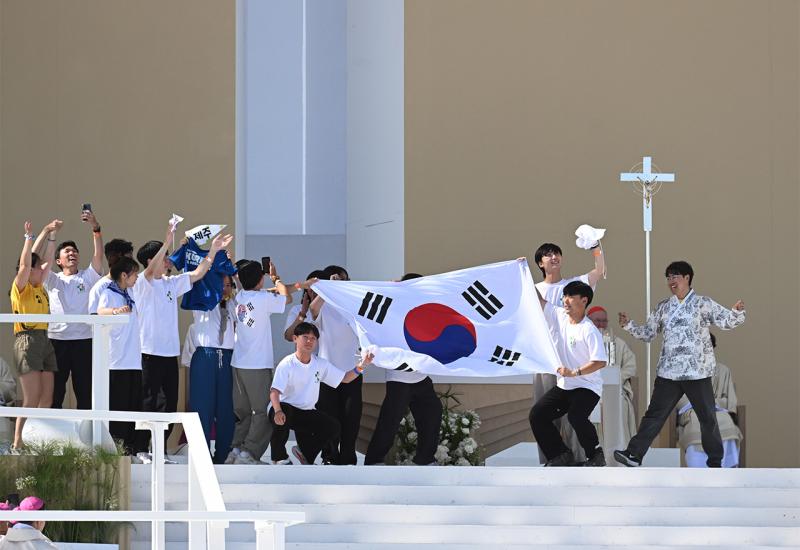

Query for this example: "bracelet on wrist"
[24,234,35,241]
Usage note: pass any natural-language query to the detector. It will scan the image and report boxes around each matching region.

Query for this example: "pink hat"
[16,496,45,511]
[9,496,44,523]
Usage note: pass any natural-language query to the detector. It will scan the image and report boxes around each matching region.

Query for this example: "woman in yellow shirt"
[10,220,62,450]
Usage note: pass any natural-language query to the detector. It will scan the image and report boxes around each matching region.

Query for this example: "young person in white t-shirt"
[309,265,362,465]
[133,224,232,451]
[40,208,104,410]
[181,274,237,464]
[87,239,134,315]
[365,273,443,466]
[270,322,372,465]
[529,280,608,467]
[97,257,144,454]
[227,259,294,465]
[532,241,606,463]
[283,269,325,342]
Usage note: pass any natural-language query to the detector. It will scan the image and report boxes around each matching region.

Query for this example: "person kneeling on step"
[269,322,372,465]
[530,281,608,467]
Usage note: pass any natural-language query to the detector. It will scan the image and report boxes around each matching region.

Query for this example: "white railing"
[0,314,305,550]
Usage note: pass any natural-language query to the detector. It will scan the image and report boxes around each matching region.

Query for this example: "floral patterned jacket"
[623,291,745,380]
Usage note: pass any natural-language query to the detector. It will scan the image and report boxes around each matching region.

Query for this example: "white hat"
[575,224,606,250]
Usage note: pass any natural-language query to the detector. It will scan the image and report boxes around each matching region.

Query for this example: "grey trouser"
[232,367,272,460]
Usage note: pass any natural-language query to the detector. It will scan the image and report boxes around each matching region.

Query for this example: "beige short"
[13,330,57,376]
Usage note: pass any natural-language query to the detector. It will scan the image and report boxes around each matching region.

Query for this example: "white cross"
[620,156,675,231]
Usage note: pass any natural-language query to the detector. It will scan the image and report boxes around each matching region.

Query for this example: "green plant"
[394,386,482,466]
[0,441,128,543]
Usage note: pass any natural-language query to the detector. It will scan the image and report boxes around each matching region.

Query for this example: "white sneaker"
[224,448,241,465]
[271,458,292,465]
[136,452,153,464]
[234,451,260,465]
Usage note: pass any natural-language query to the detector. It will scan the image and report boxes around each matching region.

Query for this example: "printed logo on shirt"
[314,370,321,384]
[489,345,521,367]
[186,249,204,267]
[568,335,577,348]
[166,290,173,302]
[462,280,504,320]
[77,282,85,293]
[237,302,256,326]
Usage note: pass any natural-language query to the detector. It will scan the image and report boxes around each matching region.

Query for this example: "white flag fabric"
[184,224,226,246]
[312,260,559,377]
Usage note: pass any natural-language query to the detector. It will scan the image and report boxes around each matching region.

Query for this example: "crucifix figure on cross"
[619,155,676,404]
[620,156,675,231]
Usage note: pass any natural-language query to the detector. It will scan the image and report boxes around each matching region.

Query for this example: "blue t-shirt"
[169,238,237,311]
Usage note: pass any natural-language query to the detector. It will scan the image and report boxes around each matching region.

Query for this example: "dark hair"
[534,243,563,276]
[323,265,349,280]
[234,259,249,271]
[55,241,79,271]
[104,239,134,268]
[16,252,41,272]
[294,321,320,338]
[665,261,694,285]
[136,241,163,269]
[709,332,716,349]
[237,260,265,290]
[110,257,140,282]
[563,280,594,306]
[401,273,423,281]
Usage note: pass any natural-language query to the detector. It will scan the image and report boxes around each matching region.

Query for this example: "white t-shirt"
[191,304,235,350]
[88,276,112,315]
[316,303,359,373]
[283,304,315,333]
[535,273,591,308]
[46,266,103,340]
[97,288,141,371]
[271,353,346,410]
[133,273,192,357]
[543,303,607,396]
[231,290,286,369]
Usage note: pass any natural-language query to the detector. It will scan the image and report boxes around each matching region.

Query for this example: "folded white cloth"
[575,224,606,250]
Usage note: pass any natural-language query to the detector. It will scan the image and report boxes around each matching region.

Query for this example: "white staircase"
[130,465,800,549]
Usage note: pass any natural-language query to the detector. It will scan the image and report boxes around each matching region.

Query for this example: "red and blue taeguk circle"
[403,303,477,364]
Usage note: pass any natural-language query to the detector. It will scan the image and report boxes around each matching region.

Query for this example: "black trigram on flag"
[489,345,521,367]
[358,292,393,324]
[462,280,504,320]
[394,362,414,373]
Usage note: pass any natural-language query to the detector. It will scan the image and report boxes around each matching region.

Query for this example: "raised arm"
[82,209,104,274]
[267,260,293,305]
[619,308,660,343]
[187,233,233,284]
[32,219,62,271]
[15,221,36,291]
[587,246,605,288]
[143,224,176,281]
[709,298,746,331]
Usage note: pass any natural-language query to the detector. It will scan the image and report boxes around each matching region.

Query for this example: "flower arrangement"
[394,386,482,466]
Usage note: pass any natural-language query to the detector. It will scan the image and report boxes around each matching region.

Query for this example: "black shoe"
[613,449,642,467]
[583,447,606,467]
[544,450,576,467]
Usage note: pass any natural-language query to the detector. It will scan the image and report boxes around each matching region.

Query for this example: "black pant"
[365,378,442,465]
[628,376,723,467]
[51,338,93,409]
[269,404,341,463]
[317,376,363,465]
[141,354,179,448]
[109,370,148,454]
[529,386,600,461]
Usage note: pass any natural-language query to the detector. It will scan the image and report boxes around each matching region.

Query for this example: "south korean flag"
[312,260,559,377]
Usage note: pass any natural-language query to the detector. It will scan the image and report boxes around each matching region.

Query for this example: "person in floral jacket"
[614,261,745,468]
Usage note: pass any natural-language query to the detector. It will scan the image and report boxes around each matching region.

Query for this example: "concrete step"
[130,464,800,489]
[126,504,800,530]
[130,483,800,507]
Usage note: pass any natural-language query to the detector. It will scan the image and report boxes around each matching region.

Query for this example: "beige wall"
[405,0,800,467]
[0,1,236,414]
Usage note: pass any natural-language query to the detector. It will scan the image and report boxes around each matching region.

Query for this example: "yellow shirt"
[10,282,49,333]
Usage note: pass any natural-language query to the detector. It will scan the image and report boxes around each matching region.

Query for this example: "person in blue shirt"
[169,237,237,311]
